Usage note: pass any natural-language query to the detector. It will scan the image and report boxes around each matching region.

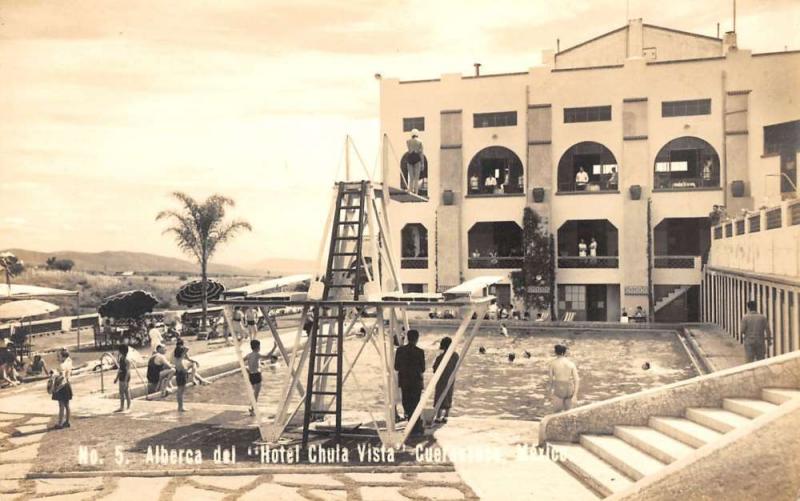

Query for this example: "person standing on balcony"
[469,173,480,194]
[578,239,588,258]
[741,301,773,363]
[608,166,618,190]
[589,238,598,257]
[405,129,424,195]
[575,167,589,190]
[485,174,497,194]
[702,159,713,187]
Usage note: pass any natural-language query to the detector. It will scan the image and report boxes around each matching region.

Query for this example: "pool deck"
[0,322,748,500]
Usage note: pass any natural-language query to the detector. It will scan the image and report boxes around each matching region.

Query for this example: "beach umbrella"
[176,279,225,306]
[98,290,158,319]
[0,299,60,320]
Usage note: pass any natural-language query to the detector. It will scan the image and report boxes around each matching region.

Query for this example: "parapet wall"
[539,350,800,444]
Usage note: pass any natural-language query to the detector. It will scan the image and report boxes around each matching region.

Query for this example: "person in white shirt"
[548,344,580,412]
[484,175,497,193]
[575,167,589,190]
[578,239,588,257]
[608,167,618,189]
[469,174,480,194]
[148,323,163,348]
[589,238,598,257]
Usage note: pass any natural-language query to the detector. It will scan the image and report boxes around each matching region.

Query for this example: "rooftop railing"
[712,198,800,240]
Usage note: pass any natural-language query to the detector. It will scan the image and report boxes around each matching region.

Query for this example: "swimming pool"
[185,327,697,420]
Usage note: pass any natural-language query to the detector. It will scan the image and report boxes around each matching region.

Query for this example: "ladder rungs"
[309,410,338,415]
[339,205,362,210]
[315,353,339,357]
[312,391,338,396]
[330,268,351,272]
[332,252,358,256]
[337,221,360,225]
[313,372,338,376]
[334,236,360,241]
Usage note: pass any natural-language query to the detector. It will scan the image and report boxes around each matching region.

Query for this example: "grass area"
[13,269,259,315]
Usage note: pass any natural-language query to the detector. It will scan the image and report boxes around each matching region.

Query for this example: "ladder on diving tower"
[302,181,370,446]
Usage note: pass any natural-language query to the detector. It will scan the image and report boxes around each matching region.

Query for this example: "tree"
[45,256,74,271]
[0,252,24,289]
[156,192,252,331]
[511,207,553,312]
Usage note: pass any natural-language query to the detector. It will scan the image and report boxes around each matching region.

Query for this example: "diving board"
[223,274,312,298]
[443,276,503,300]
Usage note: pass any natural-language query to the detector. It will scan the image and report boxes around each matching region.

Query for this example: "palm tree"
[156,193,252,332]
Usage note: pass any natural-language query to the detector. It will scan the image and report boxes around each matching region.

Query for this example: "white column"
[766,286,774,358]
[781,288,790,356]
[792,290,799,353]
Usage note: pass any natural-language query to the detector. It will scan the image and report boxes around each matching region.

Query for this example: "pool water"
[186,328,697,420]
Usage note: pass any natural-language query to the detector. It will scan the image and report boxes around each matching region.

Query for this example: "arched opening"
[557,141,619,193]
[654,137,720,189]
[467,221,523,268]
[466,146,524,195]
[400,153,428,197]
[556,219,619,268]
[401,223,428,269]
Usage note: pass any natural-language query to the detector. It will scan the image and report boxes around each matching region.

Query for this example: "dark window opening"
[402,117,425,132]
[557,220,619,268]
[468,222,523,269]
[473,111,517,128]
[654,136,720,189]
[763,120,800,194]
[557,142,618,192]
[401,223,428,269]
[564,105,611,123]
[662,99,711,117]
[400,153,428,197]
[467,146,524,195]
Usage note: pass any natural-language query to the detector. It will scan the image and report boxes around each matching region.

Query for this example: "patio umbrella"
[0,299,60,320]
[98,290,158,319]
[176,279,225,306]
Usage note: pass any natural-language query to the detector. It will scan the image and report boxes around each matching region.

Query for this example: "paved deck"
[684,325,746,372]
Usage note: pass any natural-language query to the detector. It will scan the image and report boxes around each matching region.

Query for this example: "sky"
[1,0,798,267]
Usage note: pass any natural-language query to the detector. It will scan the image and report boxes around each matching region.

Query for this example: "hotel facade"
[380,19,800,323]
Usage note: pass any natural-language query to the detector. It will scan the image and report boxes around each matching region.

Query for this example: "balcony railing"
[468,257,523,269]
[711,199,800,240]
[557,256,619,268]
[401,257,428,269]
[654,255,701,269]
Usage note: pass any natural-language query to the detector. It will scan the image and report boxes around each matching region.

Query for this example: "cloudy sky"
[1,0,798,267]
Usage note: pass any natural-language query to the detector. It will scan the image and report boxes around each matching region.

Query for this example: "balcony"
[654,256,702,269]
[401,257,428,269]
[468,256,523,269]
[557,256,619,268]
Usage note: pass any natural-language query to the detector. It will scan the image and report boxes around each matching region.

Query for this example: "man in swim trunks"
[547,344,580,412]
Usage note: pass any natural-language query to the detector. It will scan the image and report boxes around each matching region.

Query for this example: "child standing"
[114,345,132,412]
[243,339,270,416]
[173,346,189,412]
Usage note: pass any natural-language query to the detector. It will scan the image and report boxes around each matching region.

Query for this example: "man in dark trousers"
[740,300,773,363]
[394,329,425,434]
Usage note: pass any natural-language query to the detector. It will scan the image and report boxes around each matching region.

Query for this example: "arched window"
[466,146,524,195]
[400,153,428,197]
[654,137,720,189]
[467,221,523,268]
[557,142,618,192]
[401,223,428,269]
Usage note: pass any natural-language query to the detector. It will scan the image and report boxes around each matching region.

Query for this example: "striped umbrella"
[98,290,159,319]
[176,279,225,306]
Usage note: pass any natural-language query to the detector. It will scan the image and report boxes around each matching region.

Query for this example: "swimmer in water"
[500,323,509,337]
[523,350,531,359]
[478,346,486,354]
[508,353,516,362]
[642,362,651,370]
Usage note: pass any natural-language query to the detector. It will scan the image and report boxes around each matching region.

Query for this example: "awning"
[0,299,60,320]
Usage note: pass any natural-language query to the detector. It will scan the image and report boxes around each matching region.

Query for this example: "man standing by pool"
[548,344,580,412]
[740,300,773,363]
[394,329,425,434]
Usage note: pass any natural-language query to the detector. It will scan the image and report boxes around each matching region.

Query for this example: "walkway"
[684,324,746,372]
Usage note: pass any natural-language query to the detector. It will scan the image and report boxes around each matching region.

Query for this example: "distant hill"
[4,249,253,276]
[251,257,315,276]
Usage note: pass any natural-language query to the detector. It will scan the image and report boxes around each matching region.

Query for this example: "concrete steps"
[552,443,633,498]
[685,407,752,433]
[551,387,799,498]
[649,416,722,448]
[761,387,800,405]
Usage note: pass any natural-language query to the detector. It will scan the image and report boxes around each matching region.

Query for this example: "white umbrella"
[0,299,60,320]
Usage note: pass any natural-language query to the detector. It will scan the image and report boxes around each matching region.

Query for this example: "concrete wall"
[641,25,722,62]
[613,397,800,501]
[539,350,800,443]
[556,27,628,69]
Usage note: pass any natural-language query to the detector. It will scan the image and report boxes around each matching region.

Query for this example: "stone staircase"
[551,388,800,498]
[653,285,691,313]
